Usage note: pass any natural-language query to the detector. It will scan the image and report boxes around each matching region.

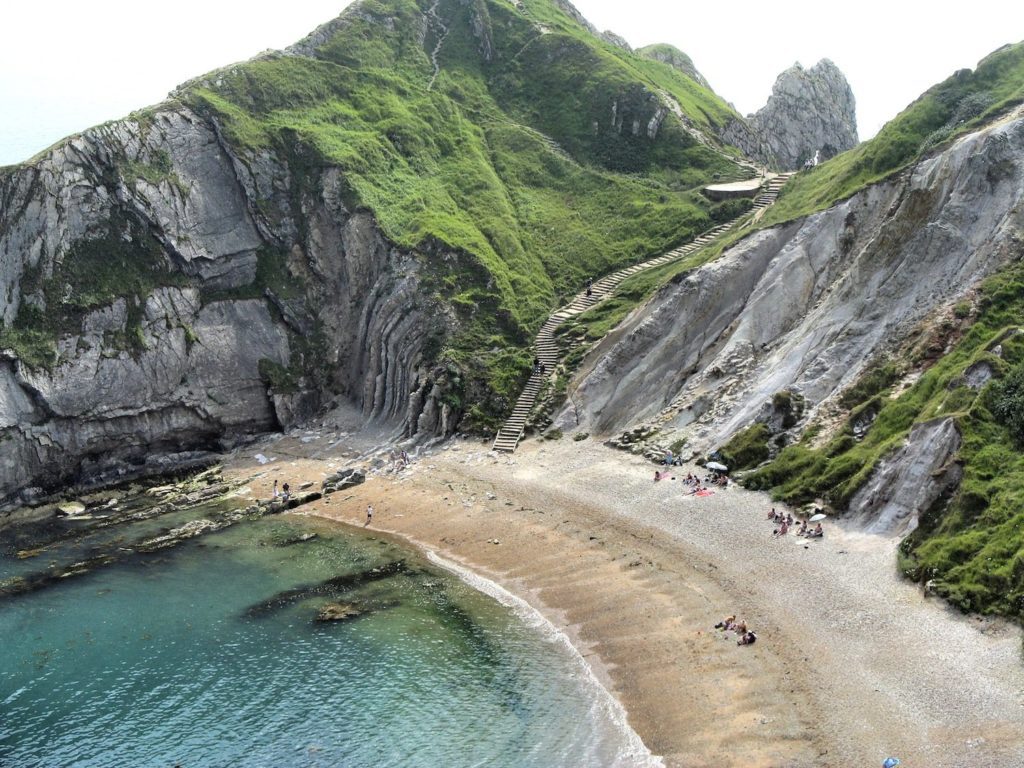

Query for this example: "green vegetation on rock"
[179,0,745,427]
[1,213,179,369]
[719,423,771,470]
[745,255,1024,618]
[762,41,1024,227]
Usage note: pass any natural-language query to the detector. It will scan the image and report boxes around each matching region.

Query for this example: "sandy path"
[229,436,1024,767]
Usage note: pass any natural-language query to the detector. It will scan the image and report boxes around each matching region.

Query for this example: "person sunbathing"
[714,615,736,630]
[737,631,757,646]
[767,508,777,521]
[797,520,808,536]
[807,523,824,538]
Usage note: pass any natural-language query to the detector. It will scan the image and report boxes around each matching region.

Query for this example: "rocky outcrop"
[558,111,1024,457]
[848,418,963,536]
[0,103,458,512]
[600,31,631,52]
[636,45,711,91]
[721,59,858,170]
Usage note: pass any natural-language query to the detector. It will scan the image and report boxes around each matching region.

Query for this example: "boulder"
[322,468,366,493]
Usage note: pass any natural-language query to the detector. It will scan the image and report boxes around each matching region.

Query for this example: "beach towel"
[696,490,714,497]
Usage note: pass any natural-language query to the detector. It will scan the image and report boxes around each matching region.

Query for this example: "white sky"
[2,0,1023,166]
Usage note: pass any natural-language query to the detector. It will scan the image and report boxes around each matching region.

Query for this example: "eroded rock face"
[848,418,963,536]
[722,59,858,170]
[559,112,1024,459]
[0,105,457,511]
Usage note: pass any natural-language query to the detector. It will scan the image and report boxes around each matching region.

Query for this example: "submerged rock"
[315,602,362,622]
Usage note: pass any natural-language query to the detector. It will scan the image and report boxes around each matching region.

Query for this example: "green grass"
[720,423,771,470]
[178,0,747,426]
[744,256,1024,619]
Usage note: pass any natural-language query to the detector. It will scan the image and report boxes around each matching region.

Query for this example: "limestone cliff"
[722,59,858,170]
[0,106,458,512]
[557,109,1024,531]
[0,0,746,512]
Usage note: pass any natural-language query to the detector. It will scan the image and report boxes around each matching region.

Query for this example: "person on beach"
[282,482,290,500]
[737,631,757,646]
[714,615,736,630]
[273,479,279,499]
[366,504,374,526]
[767,507,777,521]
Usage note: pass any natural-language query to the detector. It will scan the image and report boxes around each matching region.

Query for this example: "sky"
[2,0,1023,166]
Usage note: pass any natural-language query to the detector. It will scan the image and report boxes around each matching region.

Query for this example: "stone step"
[494,168,787,452]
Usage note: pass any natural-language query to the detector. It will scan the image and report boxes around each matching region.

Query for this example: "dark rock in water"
[245,560,407,618]
[315,602,362,622]
[277,532,319,546]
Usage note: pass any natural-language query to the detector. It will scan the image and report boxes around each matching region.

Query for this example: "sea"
[0,486,657,767]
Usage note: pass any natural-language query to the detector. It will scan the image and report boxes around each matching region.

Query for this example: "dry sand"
[228,435,1024,768]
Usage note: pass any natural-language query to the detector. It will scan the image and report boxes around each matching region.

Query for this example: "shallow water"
[0,506,650,767]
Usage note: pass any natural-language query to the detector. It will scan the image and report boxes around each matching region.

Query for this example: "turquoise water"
[0,511,651,767]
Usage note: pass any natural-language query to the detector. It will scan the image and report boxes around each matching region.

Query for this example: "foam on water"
[426,550,664,768]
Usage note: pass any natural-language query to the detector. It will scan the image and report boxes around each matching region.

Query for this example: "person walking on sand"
[272,479,279,499]
[366,504,374,526]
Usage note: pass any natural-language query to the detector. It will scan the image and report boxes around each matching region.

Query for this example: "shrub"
[989,361,1024,445]
[719,423,771,471]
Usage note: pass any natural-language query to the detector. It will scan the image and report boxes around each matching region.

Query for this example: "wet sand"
[228,435,1024,768]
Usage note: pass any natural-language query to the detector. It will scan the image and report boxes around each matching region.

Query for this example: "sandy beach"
[228,435,1024,768]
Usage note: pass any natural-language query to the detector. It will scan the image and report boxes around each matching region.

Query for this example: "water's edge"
[303,511,664,768]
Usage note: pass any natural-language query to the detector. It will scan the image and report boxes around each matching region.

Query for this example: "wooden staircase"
[491,171,795,453]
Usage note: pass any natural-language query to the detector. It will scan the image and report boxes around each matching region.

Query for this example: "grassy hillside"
[179,0,744,427]
[762,40,1024,227]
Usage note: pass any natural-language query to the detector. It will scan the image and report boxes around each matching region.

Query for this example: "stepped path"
[425,0,451,91]
[491,172,795,453]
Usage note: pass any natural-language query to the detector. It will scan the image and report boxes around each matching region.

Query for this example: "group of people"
[714,615,757,646]
[390,449,412,471]
[271,479,290,500]
[532,357,547,376]
[653,469,730,497]
[767,507,823,538]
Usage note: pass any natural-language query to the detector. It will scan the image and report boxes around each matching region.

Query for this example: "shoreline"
[227,433,1024,768]
[422,547,661,767]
